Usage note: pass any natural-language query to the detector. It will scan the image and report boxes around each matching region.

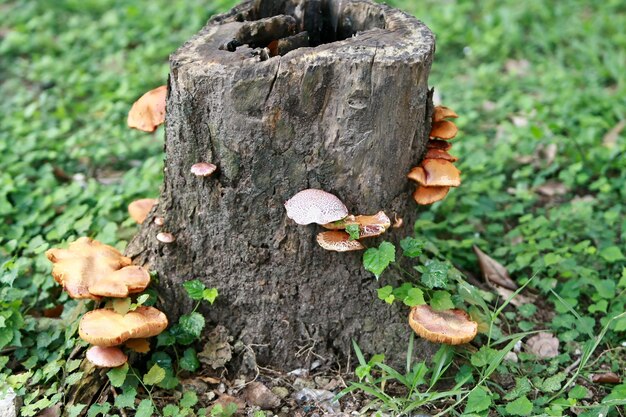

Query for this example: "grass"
[1,0,625,415]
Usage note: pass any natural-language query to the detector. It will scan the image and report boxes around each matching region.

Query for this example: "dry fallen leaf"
[602,120,625,148]
[473,245,518,290]
[536,181,568,197]
[590,372,621,384]
[526,332,559,359]
[492,286,536,307]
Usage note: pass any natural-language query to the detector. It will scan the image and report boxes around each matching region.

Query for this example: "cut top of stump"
[171,0,435,74]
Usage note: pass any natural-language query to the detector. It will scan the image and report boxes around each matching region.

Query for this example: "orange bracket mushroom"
[127,85,167,132]
[46,237,150,299]
[128,198,158,224]
[316,231,365,252]
[322,211,391,239]
[79,306,168,347]
[408,305,478,345]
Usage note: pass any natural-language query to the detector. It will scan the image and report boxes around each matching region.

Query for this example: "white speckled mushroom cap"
[284,189,349,225]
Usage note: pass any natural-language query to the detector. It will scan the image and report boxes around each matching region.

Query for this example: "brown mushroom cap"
[127,85,167,132]
[408,305,478,345]
[413,186,450,205]
[427,139,453,151]
[79,306,168,347]
[156,232,176,243]
[424,148,459,162]
[430,120,458,140]
[190,162,217,177]
[352,211,391,238]
[85,346,128,368]
[45,238,149,299]
[407,167,427,185]
[88,266,150,298]
[421,159,461,187]
[433,106,458,122]
[128,198,158,224]
[316,231,365,252]
[285,189,349,225]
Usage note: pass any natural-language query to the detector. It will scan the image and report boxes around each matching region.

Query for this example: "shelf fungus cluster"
[408,106,462,205]
[284,189,392,252]
[408,305,478,345]
[46,238,168,368]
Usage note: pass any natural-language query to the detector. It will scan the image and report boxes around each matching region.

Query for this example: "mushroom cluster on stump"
[46,238,168,367]
[408,105,463,205]
[126,0,438,369]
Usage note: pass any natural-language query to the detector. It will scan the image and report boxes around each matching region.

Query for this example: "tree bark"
[127,0,436,370]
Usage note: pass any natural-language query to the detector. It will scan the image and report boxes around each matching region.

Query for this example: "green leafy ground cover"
[1,0,625,415]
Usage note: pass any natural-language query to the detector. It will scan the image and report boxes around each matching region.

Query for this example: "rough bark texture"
[127,0,436,370]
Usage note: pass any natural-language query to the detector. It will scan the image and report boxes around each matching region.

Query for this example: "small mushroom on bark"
[190,162,217,177]
[128,198,158,224]
[127,85,167,132]
[156,232,176,243]
[316,231,365,252]
[420,159,461,187]
[433,106,459,122]
[426,139,453,151]
[424,148,458,162]
[413,186,450,205]
[430,120,458,140]
[408,305,478,345]
[284,189,349,225]
[85,346,128,368]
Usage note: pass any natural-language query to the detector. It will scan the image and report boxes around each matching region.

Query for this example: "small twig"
[109,386,128,417]
[564,357,582,375]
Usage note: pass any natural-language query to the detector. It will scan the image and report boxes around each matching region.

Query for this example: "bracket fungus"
[429,120,458,140]
[408,305,478,345]
[322,211,391,239]
[424,148,458,162]
[45,237,150,299]
[407,105,463,206]
[79,306,168,347]
[190,162,217,177]
[127,85,167,132]
[284,189,349,225]
[85,346,128,368]
[433,106,459,122]
[128,198,158,224]
[316,231,365,252]
[426,139,453,151]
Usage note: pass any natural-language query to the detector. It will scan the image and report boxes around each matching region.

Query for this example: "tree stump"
[127,0,436,370]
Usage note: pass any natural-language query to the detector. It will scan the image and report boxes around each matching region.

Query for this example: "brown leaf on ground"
[199,325,233,369]
[526,332,559,359]
[473,245,518,290]
[536,181,568,197]
[590,372,621,384]
[602,120,625,148]
[493,286,537,307]
[212,394,245,412]
[245,381,281,409]
[504,59,531,76]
